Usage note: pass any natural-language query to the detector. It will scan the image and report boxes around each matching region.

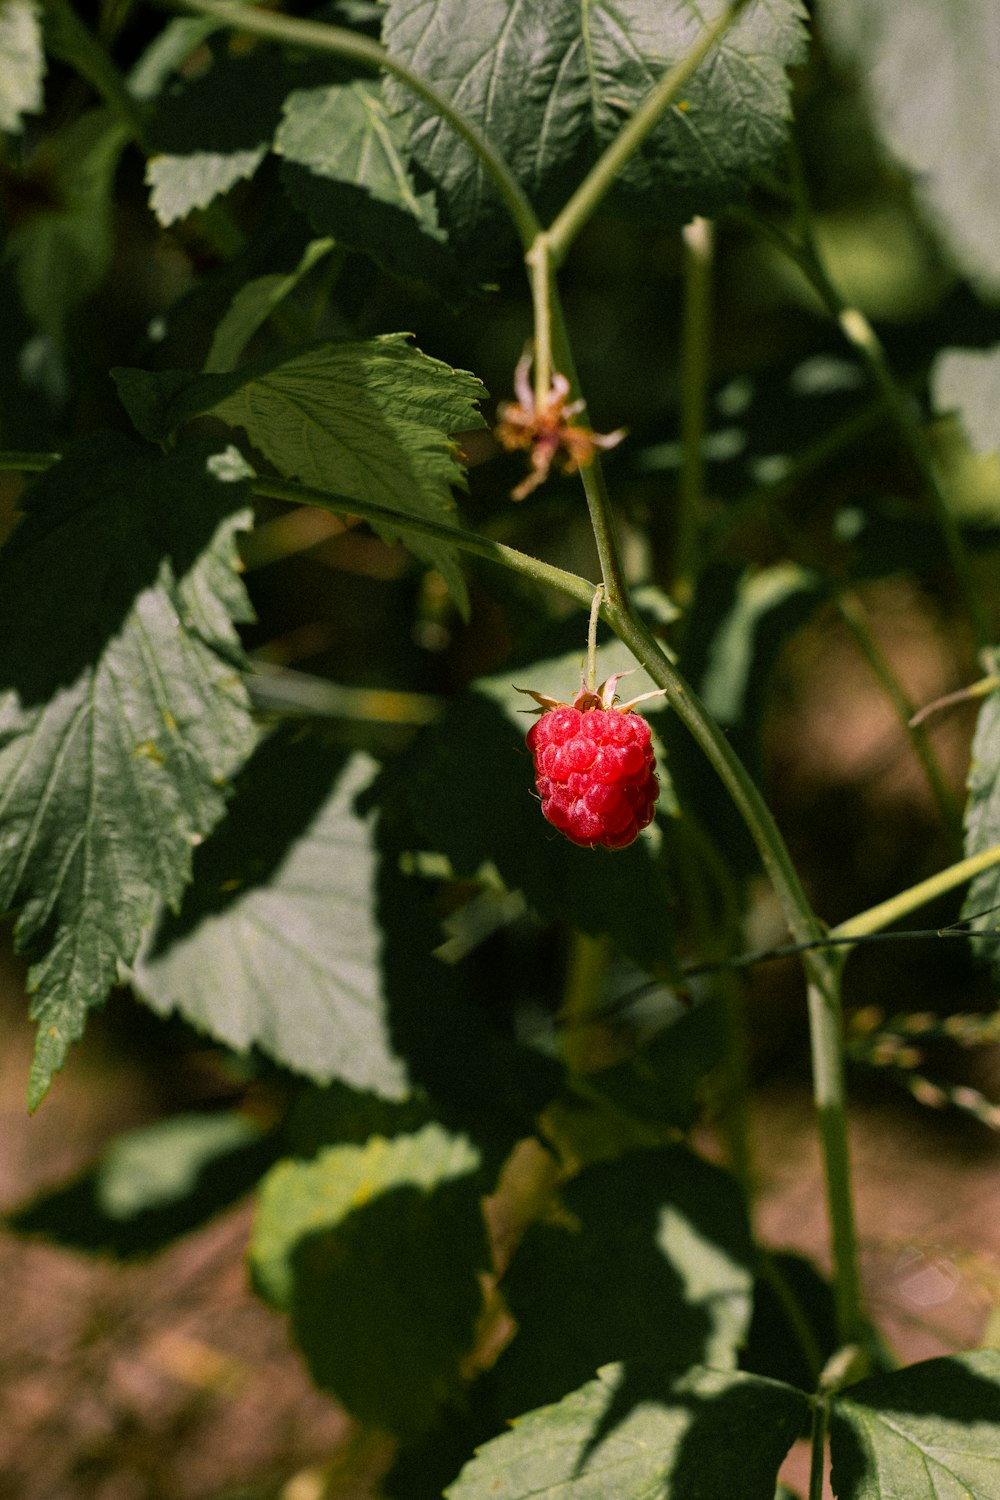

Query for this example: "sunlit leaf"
[113,336,486,614]
[0,0,44,132]
[383,0,808,244]
[147,146,268,225]
[275,80,432,220]
[144,42,301,224]
[8,1111,278,1256]
[932,345,1000,456]
[277,79,460,287]
[251,1123,489,1437]
[447,1362,808,1499]
[830,1350,1000,1500]
[133,740,410,1100]
[0,433,258,1106]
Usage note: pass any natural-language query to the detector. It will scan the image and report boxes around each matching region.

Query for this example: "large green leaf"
[819,0,1000,296]
[960,656,1000,982]
[383,0,808,243]
[113,335,486,614]
[0,433,258,1106]
[147,146,269,225]
[144,43,300,224]
[830,1351,1000,1500]
[446,1362,809,1499]
[496,1147,754,1416]
[250,1123,490,1438]
[275,80,459,287]
[5,108,129,340]
[132,739,410,1100]
[0,0,44,132]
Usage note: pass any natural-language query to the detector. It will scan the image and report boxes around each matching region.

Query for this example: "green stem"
[536,283,632,609]
[248,475,597,607]
[834,590,964,846]
[173,0,542,251]
[560,930,612,1075]
[603,598,864,1346]
[586,584,603,693]
[675,215,714,610]
[0,451,62,473]
[808,1397,829,1500]
[546,0,752,267]
[832,841,1000,944]
[525,238,554,405]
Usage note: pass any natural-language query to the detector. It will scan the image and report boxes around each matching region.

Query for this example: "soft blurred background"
[2,1,1000,1495]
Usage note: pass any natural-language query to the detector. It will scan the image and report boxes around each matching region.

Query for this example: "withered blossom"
[494,352,625,500]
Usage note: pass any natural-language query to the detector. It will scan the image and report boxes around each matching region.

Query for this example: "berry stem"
[603,598,866,1352]
[586,586,604,693]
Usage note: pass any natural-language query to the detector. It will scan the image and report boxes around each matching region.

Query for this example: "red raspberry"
[522,678,660,850]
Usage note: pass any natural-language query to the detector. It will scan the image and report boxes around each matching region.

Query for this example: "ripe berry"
[521,676,660,850]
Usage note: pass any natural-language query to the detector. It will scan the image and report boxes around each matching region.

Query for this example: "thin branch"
[546,0,753,266]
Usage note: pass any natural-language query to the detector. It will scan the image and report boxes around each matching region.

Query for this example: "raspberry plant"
[2,2,1000,1497]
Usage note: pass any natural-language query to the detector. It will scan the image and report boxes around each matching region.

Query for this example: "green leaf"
[128,6,256,102]
[147,146,268,225]
[961,656,1000,981]
[114,336,487,614]
[0,0,44,132]
[830,1350,1000,1500]
[447,1362,809,1500]
[496,1147,754,1416]
[204,236,337,373]
[274,83,431,219]
[383,0,808,244]
[132,738,410,1100]
[699,563,822,728]
[819,0,1000,296]
[5,108,129,340]
[274,80,460,287]
[250,1123,490,1438]
[8,1111,278,1256]
[394,635,676,971]
[143,43,299,225]
[932,345,1000,456]
[0,433,258,1106]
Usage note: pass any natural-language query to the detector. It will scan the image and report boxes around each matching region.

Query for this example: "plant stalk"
[546,0,752,267]
[832,841,1000,944]
[603,598,865,1347]
[675,215,714,610]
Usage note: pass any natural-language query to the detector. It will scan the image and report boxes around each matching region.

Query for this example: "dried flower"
[494,351,625,500]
